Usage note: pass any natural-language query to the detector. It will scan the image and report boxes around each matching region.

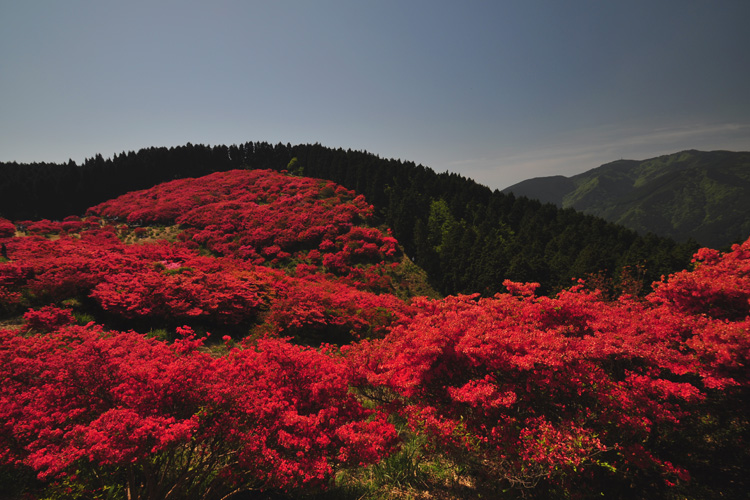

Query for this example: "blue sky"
[1,1,749,190]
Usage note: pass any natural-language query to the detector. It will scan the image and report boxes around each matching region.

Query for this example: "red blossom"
[0,325,397,496]
[22,305,75,332]
[345,240,750,492]
[0,218,16,238]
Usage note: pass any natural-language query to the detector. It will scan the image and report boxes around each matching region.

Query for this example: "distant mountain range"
[502,150,750,249]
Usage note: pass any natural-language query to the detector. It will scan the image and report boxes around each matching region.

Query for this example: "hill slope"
[503,150,750,248]
[0,169,433,344]
[0,142,698,295]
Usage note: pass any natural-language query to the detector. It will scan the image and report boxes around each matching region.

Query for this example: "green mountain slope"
[503,150,750,248]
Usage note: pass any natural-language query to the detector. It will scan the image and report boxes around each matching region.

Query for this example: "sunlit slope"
[503,150,750,248]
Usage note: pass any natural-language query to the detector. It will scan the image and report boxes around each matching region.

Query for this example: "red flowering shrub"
[0,325,397,498]
[647,239,750,386]
[0,289,22,314]
[346,259,750,494]
[208,337,397,488]
[88,169,401,289]
[60,215,85,233]
[650,239,750,320]
[0,236,111,304]
[22,305,75,332]
[0,232,146,307]
[265,272,409,341]
[90,253,272,325]
[25,219,63,235]
[0,218,15,238]
[0,230,407,340]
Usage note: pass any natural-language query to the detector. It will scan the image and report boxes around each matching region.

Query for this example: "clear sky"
[1,1,749,190]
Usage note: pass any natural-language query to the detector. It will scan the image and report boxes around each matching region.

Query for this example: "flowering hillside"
[88,169,399,277]
[2,170,411,343]
[0,168,748,499]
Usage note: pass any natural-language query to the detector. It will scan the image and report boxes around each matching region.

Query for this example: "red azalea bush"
[0,234,119,304]
[61,215,85,233]
[265,271,410,341]
[345,238,750,495]
[0,232,407,337]
[22,305,75,332]
[648,239,750,386]
[0,218,15,238]
[89,252,273,326]
[24,219,63,235]
[649,239,750,321]
[346,289,697,492]
[0,325,397,498]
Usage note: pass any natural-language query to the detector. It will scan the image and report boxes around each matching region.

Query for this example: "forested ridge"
[0,142,697,295]
[503,149,750,249]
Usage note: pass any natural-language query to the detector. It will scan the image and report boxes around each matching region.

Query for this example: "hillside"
[0,169,432,345]
[0,142,698,296]
[1,169,749,499]
[502,150,750,249]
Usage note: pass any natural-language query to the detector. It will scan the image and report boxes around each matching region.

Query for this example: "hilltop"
[503,150,750,249]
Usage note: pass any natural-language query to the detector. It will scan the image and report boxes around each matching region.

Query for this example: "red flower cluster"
[1,221,406,337]
[650,241,750,321]
[88,169,399,286]
[22,305,75,332]
[0,218,15,238]
[0,324,396,497]
[345,239,750,492]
